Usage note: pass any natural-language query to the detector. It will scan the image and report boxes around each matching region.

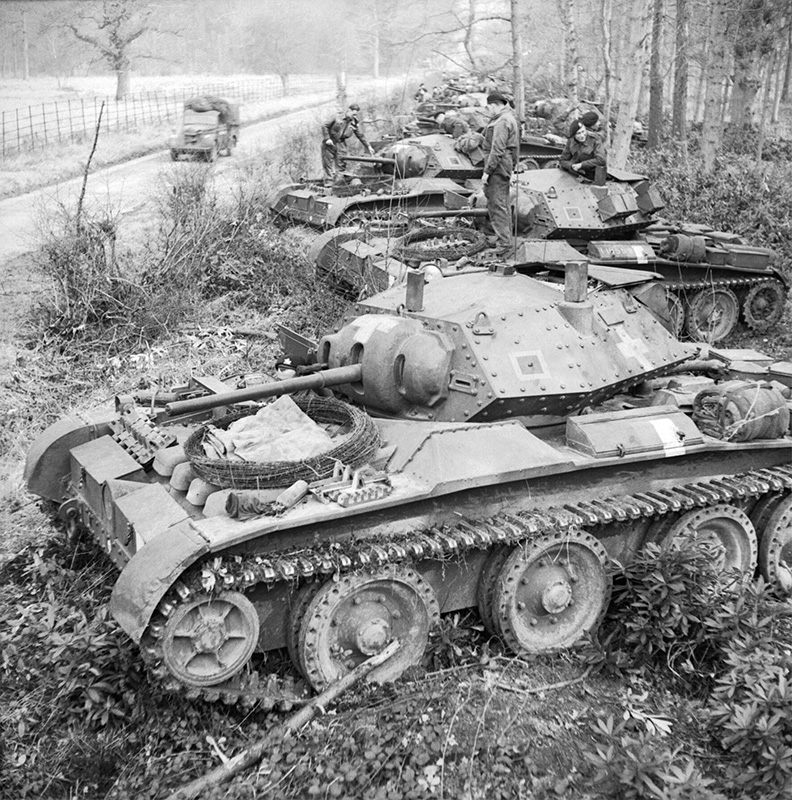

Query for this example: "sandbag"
[692,381,789,441]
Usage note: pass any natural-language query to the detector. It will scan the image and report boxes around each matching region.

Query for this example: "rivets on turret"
[461,343,467,349]
[501,315,506,321]
[483,355,488,361]
[500,388,505,394]
[540,385,546,391]
[477,401,483,406]
[491,372,497,377]
[464,410,470,416]
[520,386,526,392]
[518,311,523,317]
[557,344,562,349]
[487,392,493,398]
[466,354,471,360]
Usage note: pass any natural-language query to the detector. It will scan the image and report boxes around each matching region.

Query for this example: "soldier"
[560,119,607,179]
[321,103,374,181]
[481,92,520,256]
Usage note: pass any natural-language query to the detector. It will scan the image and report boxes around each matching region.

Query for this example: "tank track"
[664,275,783,292]
[142,464,792,708]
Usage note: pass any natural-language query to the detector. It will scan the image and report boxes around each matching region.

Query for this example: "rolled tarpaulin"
[692,381,789,441]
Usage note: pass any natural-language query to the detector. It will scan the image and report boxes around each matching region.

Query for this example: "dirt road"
[0,99,335,358]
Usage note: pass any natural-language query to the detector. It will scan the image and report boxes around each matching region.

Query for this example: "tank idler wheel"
[287,580,323,679]
[758,495,792,596]
[160,591,259,687]
[742,280,786,331]
[493,531,611,654]
[298,565,440,691]
[665,290,686,338]
[749,492,785,537]
[476,545,512,636]
[685,287,740,343]
[650,504,757,577]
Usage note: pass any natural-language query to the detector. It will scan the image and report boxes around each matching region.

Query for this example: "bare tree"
[511,0,526,119]
[610,0,652,169]
[63,0,155,100]
[671,0,689,155]
[557,0,580,107]
[599,0,614,149]
[647,0,664,149]
[701,0,731,172]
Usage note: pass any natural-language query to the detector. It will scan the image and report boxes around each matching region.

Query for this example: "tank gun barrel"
[343,155,398,166]
[165,364,364,416]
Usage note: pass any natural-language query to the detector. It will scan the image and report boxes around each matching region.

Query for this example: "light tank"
[514,166,790,340]
[267,132,563,231]
[25,263,792,706]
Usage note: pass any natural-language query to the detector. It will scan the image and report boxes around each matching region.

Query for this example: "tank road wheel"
[758,495,792,596]
[742,280,786,331]
[649,504,757,577]
[476,546,512,635]
[665,290,686,338]
[685,287,740,343]
[160,591,259,687]
[297,565,440,691]
[493,531,611,654]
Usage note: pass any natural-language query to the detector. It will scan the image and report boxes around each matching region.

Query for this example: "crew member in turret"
[481,92,520,256]
[321,103,374,182]
[560,118,607,179]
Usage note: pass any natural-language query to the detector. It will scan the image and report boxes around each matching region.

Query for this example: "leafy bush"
[581,714,725,800]
[708,634,792,798]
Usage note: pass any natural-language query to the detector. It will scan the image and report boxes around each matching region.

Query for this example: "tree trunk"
[558,0,580,107]
[600,0,614,149]
[783,24,792,102]
[463,0,478,70]
[701,0,729,173]
[115,68,131,101]
[647,0,664,149]
[21,9,30,80]
[756,53,774,163]
[510,0,526,122]
[772,42,784,123]
[693,8,713,124]
[671,0,688,153]
[610,0,652,169]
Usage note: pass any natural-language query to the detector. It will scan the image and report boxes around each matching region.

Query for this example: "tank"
[511,166,790,340]
[25,264,792,707]
[267,132,563,231]
[328,165,788,343]
[267,134,482,230]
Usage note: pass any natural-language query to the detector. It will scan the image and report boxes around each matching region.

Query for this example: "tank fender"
[110,519,210,643]
[24,410,117,501]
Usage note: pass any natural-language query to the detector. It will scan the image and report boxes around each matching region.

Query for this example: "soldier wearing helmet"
[321,103,374,181]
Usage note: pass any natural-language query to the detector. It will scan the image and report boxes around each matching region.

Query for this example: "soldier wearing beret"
[321,103,374,181]
[560,118,607,179]
[481,91,520,256]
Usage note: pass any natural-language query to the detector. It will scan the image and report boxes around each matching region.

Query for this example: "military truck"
[169,96,240,162]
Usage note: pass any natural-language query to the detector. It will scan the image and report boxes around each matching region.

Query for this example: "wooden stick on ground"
[165,639,400,800]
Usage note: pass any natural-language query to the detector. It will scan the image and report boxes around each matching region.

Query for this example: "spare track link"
[143,464,792,708]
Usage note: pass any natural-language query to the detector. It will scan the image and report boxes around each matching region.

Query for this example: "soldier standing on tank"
[560,119,607,179]
[481,92,520,256]
[321,103,374,182]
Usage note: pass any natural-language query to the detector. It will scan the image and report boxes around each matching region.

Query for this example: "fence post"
[1,110,5,158]
[81,97,86,139]
[18,108,23,152]
[54,100,62,143]
[68,98,74,140]
[41,103,47,144]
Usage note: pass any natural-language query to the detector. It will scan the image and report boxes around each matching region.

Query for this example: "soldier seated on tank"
[434,111,470,139]
[559,119,607,180]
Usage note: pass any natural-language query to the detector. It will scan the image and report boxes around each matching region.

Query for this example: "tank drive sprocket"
[742,279,787,331]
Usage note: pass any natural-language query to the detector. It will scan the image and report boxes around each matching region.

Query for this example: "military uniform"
[321,111,371,180]
[482,103,520,254]
[559,131,607,178]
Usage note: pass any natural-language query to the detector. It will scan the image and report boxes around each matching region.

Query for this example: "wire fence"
[1,74,338,158]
